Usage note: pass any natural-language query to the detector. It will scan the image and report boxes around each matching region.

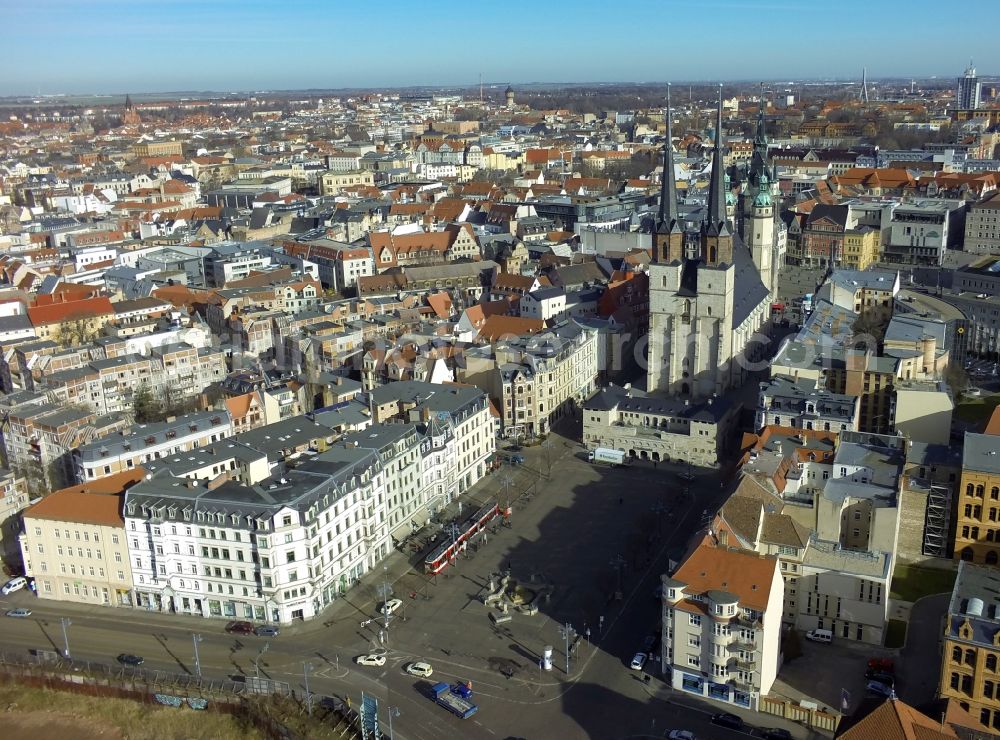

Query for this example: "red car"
[225,620,254,635]
[867,657,894,674]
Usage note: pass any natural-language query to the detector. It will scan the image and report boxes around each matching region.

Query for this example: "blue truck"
[430,681,478,719]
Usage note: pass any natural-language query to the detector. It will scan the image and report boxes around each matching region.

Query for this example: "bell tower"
[701,85,733,266]
[653,84,684,264]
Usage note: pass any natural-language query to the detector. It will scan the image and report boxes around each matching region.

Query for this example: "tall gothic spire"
[754,82,767,149]
[657,83,681,234]
[705,84,729,237]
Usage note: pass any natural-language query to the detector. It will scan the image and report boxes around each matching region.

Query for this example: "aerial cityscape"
[1,3,999,740]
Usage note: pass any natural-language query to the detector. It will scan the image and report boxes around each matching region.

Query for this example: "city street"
[0,432,812,739]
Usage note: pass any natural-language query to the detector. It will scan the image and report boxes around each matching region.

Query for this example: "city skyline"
[6,0,999,95]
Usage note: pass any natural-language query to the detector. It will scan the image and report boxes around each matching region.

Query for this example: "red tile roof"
[27,296,114,327]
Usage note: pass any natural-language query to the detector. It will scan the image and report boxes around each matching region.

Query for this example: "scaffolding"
[923,481,951,557]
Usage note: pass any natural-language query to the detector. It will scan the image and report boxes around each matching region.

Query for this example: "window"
[689,614,701,626]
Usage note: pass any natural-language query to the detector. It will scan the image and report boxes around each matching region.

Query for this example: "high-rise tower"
[957,61,981,110]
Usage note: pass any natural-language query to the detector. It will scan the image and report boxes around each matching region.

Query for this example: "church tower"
[652,84,684,264]
[648,87,740,400]
[122,94,141,127]
[741,83,779,296]
[747,173,776,296]
[648,85,685,393]
[701,86,733,267]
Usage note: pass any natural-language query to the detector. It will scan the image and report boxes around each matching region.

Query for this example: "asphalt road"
[0,431,816,740]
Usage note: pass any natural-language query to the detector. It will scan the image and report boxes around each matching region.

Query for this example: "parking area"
[773,636,891,714]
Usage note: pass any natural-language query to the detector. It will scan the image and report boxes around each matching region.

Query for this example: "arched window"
[987,654,997,672]
[969,483,977,496]
[978,485,986,498]
[992,487,999,500]
[967,649,977,667]
[953,646,964,663]
[962,547,975,561]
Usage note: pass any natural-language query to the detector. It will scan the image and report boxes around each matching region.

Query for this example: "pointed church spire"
[657,83,681,233]
[754,82,768,148]
[706,84,729,236]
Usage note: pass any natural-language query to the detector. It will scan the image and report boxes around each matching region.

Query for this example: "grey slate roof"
[963,433,1000,475]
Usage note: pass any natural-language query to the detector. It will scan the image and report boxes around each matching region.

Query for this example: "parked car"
[379,598,403,616]
[117,653,144,666]
[711,713,744,730]
[668,731,696,740]
[356,654,387,667]
[763,729,793,740]
[865,670,894,687]
[405,661,434,677]
[254,625,279,637]
[225,621,254,635]
[805,628,833,644]
[5,608,31,618]
[866,680,893,698]
[1,576,28,595]
[867,657,895,674]
[629,652,648,671]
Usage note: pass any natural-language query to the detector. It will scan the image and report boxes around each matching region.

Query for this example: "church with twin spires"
[647,86,776,400]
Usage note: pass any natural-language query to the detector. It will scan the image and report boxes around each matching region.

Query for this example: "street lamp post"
[254,641,270,678]
[382,565,391,649]
[60,617,72,660]
[387,706,400,740]
[192,633,203,678]
[558,622,574,675]
[303,662,313,716]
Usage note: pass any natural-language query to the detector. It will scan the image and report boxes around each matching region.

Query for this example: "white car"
[629,652,648,671]
[668,731,696,740]
[356,654,387,667]
[379,598,403,616]
[405,661,433,677]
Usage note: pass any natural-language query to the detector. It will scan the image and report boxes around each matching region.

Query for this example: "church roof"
[730,233,770,329]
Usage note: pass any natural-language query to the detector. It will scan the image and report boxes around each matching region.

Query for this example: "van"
[489,612,512,625]
[805,628,833,644]
[1,576,27,596]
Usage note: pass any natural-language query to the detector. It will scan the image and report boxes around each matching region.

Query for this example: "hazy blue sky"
[5,0,998,95]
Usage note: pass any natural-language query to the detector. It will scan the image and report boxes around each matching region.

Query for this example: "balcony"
[727,655,756,672]
[728,677,755,693]
[734,614,762,630]
[728,639,757,653]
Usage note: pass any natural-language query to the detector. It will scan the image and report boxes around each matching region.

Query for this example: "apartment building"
[729,428,902,644]
[954,433,1000,565]
[964,192,1000,256]
[122,446,390,622]
[493,320,599,437]
[0,468,29,569]
[19,470,142,608]
[661,543,784,711]
[940,561,1000,732]
[75,411,233,482]
[582,384,740,468]
[340,424,423,540]
[368,380,496,511]
[756,376,860,434]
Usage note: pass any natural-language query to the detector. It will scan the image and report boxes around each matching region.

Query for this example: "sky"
[5,0,999,96]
